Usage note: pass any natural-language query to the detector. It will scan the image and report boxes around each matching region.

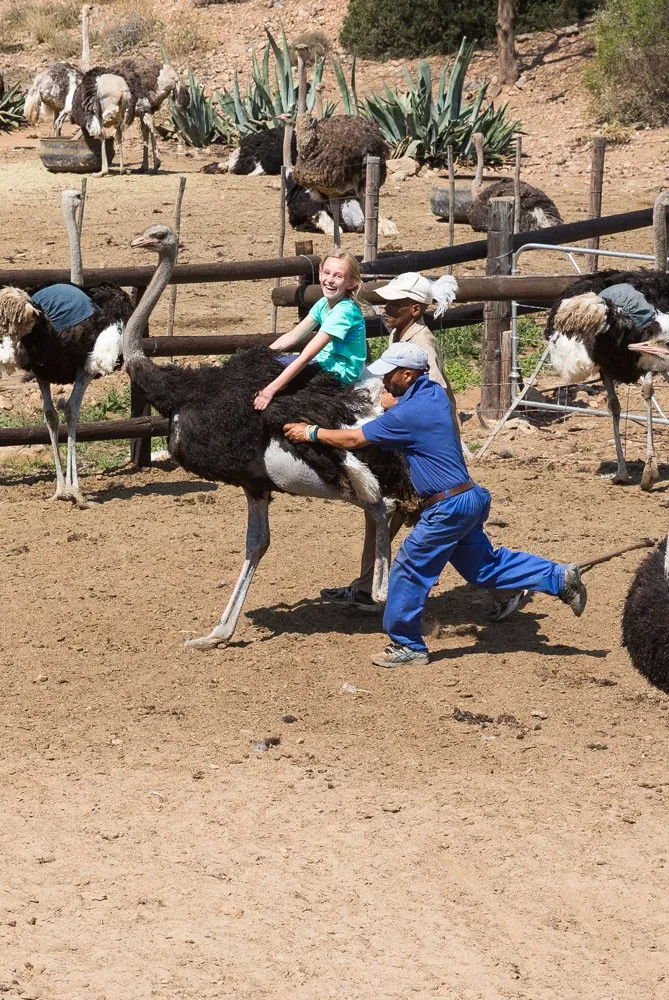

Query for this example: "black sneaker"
[319,586,378,612]
[488,589,529,622]
[559,563,587,617]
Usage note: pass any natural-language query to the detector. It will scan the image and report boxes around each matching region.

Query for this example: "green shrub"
[340,0,600,60]
[585,0,669,125]
[0,83,25,131]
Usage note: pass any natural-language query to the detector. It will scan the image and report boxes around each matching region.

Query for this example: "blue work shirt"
[32,284,99,333]
[362,374,471,496]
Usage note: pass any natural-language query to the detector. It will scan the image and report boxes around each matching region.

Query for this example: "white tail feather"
[86,323,123,376]
[549,332,597,384]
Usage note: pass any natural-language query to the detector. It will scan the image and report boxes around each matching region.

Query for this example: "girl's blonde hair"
[321,247,362,302]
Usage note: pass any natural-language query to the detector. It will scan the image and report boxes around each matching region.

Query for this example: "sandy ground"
[2,28,669,997]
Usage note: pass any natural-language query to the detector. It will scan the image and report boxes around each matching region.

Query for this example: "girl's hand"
[254,388,275,411]
[284,422,309,443]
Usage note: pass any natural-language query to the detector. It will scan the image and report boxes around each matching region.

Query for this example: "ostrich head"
[158,65,188,110]
[131,224,177,254]
[0,288,40,364]
[628,333,669,363]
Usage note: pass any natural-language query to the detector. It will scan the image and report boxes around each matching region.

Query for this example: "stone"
[386,156,419,177]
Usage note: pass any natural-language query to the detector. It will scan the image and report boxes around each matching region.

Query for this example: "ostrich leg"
[116,126,126,174]
[602,373,630,483]
[63,368,93,509]
[367,498,391,602]
[98,136,110,177]
[36,379,67,500]
[329,197,341,248]
[640,372,659,491]
[139,116,150,173]
[186,490,271,650]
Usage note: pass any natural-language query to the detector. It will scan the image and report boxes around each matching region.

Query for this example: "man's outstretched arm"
[284,422,367,450]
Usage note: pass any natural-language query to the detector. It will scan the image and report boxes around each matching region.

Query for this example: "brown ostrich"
[112,58,186,172]
[70,68,134,175]
[292,112,389,244]
[23,5,91,134]
[468,132,562,233]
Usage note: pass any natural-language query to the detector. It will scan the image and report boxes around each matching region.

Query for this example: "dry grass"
[163,10,213,64]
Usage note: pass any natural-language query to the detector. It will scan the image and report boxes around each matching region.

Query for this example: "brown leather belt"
[422,481,474,508]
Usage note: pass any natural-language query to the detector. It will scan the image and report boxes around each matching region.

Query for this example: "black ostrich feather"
[622,537,669,692]
[127,345,416,504]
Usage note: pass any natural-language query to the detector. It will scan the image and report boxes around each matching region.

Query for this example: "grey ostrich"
[622,534,669,692]
[546,191,669,490]
[0,189,132,506]
[122,224,417,649]
[468,132,563,233]
[112,58,186,172]
[70,68,134,175]
[23,5,91,134]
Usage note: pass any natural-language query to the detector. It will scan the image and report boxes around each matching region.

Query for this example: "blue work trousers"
[384,483,565,653]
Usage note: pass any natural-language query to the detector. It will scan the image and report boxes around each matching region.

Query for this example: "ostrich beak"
[131,234,155,250]
[628,340,669,359]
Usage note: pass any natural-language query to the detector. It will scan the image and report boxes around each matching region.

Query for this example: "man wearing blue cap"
[284,341,586,668]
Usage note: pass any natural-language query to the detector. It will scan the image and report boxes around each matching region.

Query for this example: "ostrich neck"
[63,199,83,286]
[124,249,176,357]
[471,141,484,202]
[653,192,669,272]
[81,7,90,71]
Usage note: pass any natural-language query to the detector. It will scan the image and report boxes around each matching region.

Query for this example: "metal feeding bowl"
[38,135,115,174]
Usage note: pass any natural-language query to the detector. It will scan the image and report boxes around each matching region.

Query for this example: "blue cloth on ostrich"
[599,284,656,329]
[361,374,566,653]
[32,284,99,332]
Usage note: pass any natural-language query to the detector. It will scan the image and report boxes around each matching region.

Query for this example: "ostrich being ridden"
[122,225,417,649]
[0,189,132,506]
[546,191,669,489]
[468,132,562,233]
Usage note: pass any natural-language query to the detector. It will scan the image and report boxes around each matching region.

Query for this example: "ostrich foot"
[184,629,231,651]
[48,487,93,509]
[609,470,631,485]
[151,156,161,174]
[641,457,660,491]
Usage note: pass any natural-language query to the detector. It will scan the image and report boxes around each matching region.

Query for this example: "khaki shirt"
[391,318,458,417]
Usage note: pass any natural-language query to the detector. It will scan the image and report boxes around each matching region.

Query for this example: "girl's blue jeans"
[383,483,566,653]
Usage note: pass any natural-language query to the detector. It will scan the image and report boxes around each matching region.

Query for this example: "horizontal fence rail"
[0,415,168,447]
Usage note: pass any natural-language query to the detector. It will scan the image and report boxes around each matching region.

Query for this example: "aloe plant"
[215,26,334,135]
[342,38,521,166]
[162,70,231,148]
[0,84,25,132]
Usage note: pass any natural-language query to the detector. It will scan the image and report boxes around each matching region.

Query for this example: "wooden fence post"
[480,197,515,419]
[363,155,381,263]
[129,284,152,468]
[586,136,606,273]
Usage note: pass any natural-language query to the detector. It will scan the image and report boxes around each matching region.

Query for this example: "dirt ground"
[2,20,669,1000]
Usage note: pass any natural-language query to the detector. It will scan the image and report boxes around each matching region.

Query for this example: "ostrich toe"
[184,631,230,651]
[49,486,93,509]
[641,457,660,491]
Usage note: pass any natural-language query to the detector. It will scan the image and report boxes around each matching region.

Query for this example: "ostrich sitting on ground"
[622,534,669,693]
[545,192,669,490]
[112,58,186,173]
[0,190,132,506]
[122,224,417,649]
[70,68,134,175]
[201,126,397,236]
[468,132,563,233]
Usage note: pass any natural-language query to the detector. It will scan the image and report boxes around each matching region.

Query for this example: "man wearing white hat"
[284,342,586,667]
[319,270,472,614]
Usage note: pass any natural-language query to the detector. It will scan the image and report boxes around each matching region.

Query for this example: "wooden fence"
[0,205,657,457]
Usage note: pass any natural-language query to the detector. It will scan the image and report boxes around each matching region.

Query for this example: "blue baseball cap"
[367,342,430,376]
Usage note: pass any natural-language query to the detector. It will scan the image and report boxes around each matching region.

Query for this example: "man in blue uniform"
[284,342,587,668]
